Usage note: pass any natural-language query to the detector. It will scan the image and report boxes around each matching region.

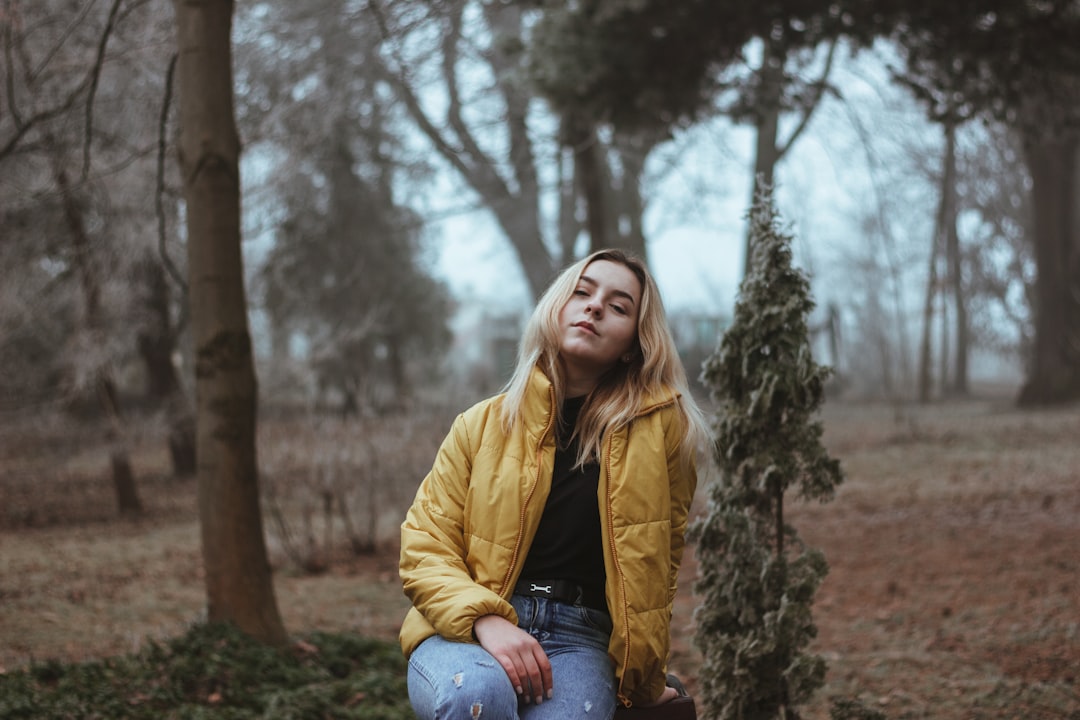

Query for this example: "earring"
[621,352,633,363]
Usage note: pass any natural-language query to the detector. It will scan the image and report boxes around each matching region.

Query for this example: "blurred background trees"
[234,0,453,414]
[1,0,1077,581]
[893,1,1080,405]
[1,0,186,516]
[525,0,1078,404]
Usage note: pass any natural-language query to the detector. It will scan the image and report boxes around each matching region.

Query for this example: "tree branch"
[777,36,838,159]
[157,52,187,295]
[0,76,91,159]
[3,12,24,129]
[370,8,468,168]
[440,3,503,192]
[29,0,99,82]
[481,2,539,201]
[82,0,125,181]
[368,0,510,202]
[0,2,92,161]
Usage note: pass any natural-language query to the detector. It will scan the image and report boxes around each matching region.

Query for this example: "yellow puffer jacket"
[399,367,698,707]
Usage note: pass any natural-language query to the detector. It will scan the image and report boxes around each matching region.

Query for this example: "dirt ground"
[2,395,1078,719]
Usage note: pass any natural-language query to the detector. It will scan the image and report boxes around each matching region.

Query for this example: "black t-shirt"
[519,395,606,596]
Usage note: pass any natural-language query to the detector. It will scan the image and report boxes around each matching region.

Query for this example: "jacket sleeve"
[626,404,699,707]
[665,405,698,606]
[399,412,516,644]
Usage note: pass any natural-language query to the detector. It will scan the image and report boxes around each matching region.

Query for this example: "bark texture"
[173,0,287,644]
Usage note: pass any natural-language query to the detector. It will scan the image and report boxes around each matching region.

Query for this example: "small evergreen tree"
[692,187,843,720]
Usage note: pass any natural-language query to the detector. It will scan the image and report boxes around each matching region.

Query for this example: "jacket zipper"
[499,389,679,703]
[498,387,557,598]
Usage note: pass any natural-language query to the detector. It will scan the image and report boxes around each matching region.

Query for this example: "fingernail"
[547,689,554,699]
[515,686,523,695]
[535,696,543,705]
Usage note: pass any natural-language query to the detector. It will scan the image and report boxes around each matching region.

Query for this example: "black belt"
[514,579,607,612]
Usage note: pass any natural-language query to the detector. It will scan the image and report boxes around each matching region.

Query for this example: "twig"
[82,0,125,180]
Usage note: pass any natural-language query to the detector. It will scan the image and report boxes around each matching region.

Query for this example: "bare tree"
[368,0,659,297]
[172,0,287,644]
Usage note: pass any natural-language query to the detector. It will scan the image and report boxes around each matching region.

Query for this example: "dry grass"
[0,412,432,671]
[2,396,1079,719]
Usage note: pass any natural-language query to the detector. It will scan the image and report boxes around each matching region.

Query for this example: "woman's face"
[557,259,642,387]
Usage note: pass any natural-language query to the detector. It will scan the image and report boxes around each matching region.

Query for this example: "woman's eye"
[611,305,627,315]
[574,289,588,297]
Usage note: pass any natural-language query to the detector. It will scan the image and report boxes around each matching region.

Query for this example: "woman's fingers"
[532,643,554,702]
[473,614,553,704]
[503,652,527,697]
[515,642,552,704]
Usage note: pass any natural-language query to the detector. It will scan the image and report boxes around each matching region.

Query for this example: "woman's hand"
[473,614,553,705]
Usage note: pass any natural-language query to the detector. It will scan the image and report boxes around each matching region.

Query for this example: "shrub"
[0,622,413,719]
[692,188,843,720]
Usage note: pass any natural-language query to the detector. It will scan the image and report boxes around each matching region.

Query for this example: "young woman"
[399,249,710,719]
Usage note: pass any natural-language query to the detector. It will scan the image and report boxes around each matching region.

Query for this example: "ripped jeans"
[407,594,617,720]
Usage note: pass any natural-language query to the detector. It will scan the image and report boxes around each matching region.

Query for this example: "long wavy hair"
[500,249,710,469]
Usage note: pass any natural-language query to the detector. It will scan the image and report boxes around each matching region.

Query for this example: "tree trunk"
[100,376,143,516]
[941,124,968,396]
[938,280,950,395]
[558,146,578,262]
[488,197,555,297]
[917,226,940,403]
[919,122,964,402]
[562,113,608,252]
[166,406,197,477]
[54,159,144,516]
[137,253,182,400]
[136,251,196,476]
[611,134,652,262]
[173,0,287,645]
[557,145,580,264]
[744,40,784,279]
[1018,130,1080,405]
[742,34,837,283]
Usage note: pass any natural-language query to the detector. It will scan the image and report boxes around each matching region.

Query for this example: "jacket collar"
[520,365,679,440]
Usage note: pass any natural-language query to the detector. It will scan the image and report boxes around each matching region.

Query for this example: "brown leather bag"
[614,675,697,720]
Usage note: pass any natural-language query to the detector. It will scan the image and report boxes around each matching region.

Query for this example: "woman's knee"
[408,637,519,719]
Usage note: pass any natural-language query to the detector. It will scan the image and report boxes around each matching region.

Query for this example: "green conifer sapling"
[692,188,844,720]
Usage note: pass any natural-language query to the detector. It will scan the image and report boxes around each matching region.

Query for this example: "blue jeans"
[407,594,617,720]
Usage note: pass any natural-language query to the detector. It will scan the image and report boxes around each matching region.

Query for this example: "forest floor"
[1,392,1079,719]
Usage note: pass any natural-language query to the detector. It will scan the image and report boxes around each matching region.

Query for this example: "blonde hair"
[500,249,710,469]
